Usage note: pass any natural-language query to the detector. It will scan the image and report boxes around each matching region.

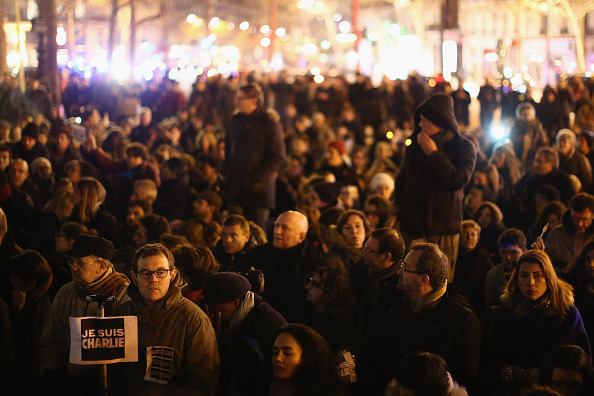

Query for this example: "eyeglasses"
[399,261,423,274]
[135,269,172,279]
[68,258,99,269]
[362,245,382,254]
[237,95,255,101]
[307,277,324,290]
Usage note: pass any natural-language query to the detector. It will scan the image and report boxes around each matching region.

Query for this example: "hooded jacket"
[122,276,219,394]
[395,94,477,236]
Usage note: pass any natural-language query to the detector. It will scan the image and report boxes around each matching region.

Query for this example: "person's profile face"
[419,115,442,136]
[70,256,103,285]
[273,213,304,249]
[0,151,10,171]
[133,224,148,247]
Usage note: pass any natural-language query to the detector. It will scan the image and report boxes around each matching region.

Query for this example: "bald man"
[243,210,320,321]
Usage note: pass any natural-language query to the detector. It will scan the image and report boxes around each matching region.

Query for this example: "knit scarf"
[225,291,255,334]
[73,267,129,302]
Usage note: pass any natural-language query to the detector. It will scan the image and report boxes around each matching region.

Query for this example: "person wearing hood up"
[394,94,477,281]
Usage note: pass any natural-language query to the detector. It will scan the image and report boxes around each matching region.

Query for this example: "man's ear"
[420,274,431,288]
[298,231,307,243]
[97,259,108,273]
[170,268,177,281]
[130,271,138,286]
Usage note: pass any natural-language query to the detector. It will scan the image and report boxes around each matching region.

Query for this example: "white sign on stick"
[69,316,138,365]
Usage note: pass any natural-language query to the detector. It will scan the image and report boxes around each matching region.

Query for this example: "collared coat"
[224,107,286,210]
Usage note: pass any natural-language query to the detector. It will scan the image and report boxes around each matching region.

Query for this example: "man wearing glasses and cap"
[39,235,130,389]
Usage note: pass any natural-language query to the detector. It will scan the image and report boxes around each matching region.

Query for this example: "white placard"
[69,316,138,365]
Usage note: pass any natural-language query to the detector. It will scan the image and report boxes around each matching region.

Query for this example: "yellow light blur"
[405,139,412,146]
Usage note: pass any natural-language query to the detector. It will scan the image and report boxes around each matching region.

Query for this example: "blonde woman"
[69,177,119,246]
[488,250,590,379]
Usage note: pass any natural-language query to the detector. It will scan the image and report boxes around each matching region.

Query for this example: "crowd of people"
[1,69,594,396]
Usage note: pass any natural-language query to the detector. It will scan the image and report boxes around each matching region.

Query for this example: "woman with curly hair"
[488,250,590,381]
[269,323,342,396]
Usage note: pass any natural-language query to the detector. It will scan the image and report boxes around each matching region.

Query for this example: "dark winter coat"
[395,94,477,236]
[243,239,320,322]
[217,294,286,396]
[545,210,594,270]
[224,108,286,210]
[354,263,402,395]
[559,148,593,192]
[394,287,482,389]
[488,304,590,370]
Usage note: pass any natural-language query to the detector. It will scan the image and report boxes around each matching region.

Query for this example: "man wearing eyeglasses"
[39,235,130,391]
[394,241,482,392]
[123,243,219,393]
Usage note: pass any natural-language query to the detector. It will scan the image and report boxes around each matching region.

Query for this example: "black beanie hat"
[203,272,251,304]
[418,104,449,131]
[21,123,39,140]
[313,182,342,206]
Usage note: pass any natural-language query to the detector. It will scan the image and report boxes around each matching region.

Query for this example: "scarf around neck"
[73,266,129,302]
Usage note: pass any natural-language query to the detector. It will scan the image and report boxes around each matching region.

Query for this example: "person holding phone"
[534,193,594,271]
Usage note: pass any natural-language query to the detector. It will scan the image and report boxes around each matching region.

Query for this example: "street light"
[187,14,198,24]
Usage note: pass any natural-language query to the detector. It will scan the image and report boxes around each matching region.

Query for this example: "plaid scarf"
[74,267,129,304]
